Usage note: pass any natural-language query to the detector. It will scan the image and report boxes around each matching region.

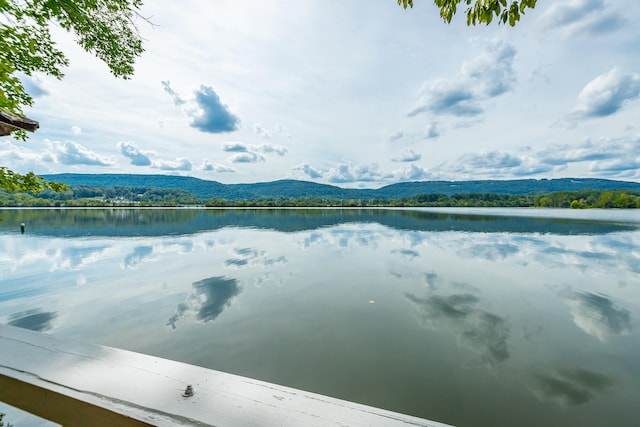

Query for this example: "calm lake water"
[1,207,639,427]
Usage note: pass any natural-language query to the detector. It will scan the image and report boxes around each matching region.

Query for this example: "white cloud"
[18,73,50,98]
[326,163,382,184]
[250,143,287,156]
[446,137,640,179]
[153,157,193,171]
[161,80,186,106]
[293,163,323,179]
[0,140,47,165]
[391,164,432,182]
[117,141,153,166]
[200,160,235,173]
[229,152,265,163]
[538,137,640,165]
[47,141,114,166]
[389,131,404,142]
[569,68,640,120]
[589,158,640,176]
[392,149,421,162]
[221,142,248,153]
[162,82,240,133]
[408,39,516,119]
[425,122,441,139]
[461,150,522,169]
[221,141,283,163]
[253,124,270,138]
[539,0,626,37]
[461,38,517,97]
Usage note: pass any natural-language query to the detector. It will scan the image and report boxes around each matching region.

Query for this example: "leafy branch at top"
[0,0,146,118]
[1,0,146,192]
[397,0,538,26]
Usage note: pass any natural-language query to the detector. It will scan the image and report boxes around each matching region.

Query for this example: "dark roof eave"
[0,111,39,136]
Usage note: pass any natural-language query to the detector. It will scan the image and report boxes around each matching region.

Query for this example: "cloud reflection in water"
[392,249,420,259]
[8,309,57,332]
[458,242,519,261]
[406,292,510,365]
[529,368,615,406]
[563,291,631,341]
[167,276,241,329]
[123,245,153,269]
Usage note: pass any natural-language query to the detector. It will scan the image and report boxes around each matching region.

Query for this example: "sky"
[3,0,640,188]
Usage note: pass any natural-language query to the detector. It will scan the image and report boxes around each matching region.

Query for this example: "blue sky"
[3,0,640,187]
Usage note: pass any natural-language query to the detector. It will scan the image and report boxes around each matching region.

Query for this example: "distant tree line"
[1,186,639,209]
[532,190,640,209]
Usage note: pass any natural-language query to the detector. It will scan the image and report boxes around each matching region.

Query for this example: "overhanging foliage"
[398,0,537,26]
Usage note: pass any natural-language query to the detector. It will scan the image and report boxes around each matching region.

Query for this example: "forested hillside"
[1,174,638,208]
[39,174,640,200]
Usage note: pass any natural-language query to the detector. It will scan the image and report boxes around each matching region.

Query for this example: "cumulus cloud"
[162,82,240,133]
[117,140,195,171]
[539,137,639,164]
[294,163,323,179]
[190,85,240,133]
[221,142,249,152]
[161,80,186,106]
[200,160,235,172]
[408,40,516,118]
[539,0,626,37]
[443,135,640,180]
[409,81,481,117]
[461,150,522,169]
[392,164,432,181]
[47,140,114,166]
[252,143,287,156]
[590,158,640,177]
[537,137,640,177]
[392,149,421,162]
[253,123,289,138]
[461,39,517,97]
[71,126,82,136]
[291,162,432,184]
[569,68,640,120]
[326,164,354,183]
[222,142,286,163]
[229,152,265,163]
[117,140,153,166]
[0,140,48,165]
[425,121,441,139]
[18,73,49,98]
[154,157,193,171]
[326,163,382,183]
[451,149,552,178]
[253,124,270,138]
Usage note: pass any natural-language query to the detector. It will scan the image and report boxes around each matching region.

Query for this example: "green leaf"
[406,1,536,27]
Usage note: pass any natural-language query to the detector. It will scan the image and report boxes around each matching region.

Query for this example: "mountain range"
[42,174,640,201]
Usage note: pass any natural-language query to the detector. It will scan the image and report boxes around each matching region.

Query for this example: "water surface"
[1,208,639,427]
